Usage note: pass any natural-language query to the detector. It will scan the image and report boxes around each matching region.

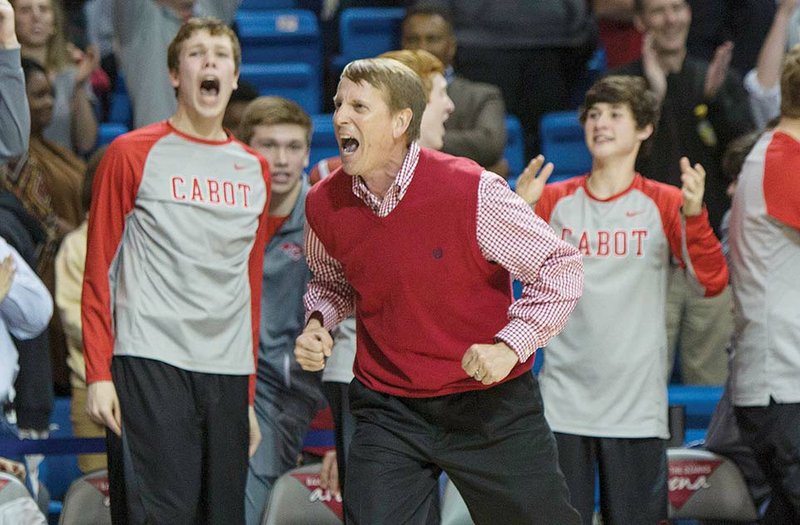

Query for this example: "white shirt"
[0,237,53,404]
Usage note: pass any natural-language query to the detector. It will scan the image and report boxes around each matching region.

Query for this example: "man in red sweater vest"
[295,57,584,524]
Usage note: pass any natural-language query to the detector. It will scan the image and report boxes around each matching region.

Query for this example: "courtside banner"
[668,458,722,510]
[290,471,343,519]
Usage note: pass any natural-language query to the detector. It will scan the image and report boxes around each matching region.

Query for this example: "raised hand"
[704,41,734,100]
[0,0,19,49]
[679,156,706,217]
[515,155,554,207]
[642,33,667,102]
[71,43,101,87]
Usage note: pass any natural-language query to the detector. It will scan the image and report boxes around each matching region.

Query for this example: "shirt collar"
[351,142,421,209]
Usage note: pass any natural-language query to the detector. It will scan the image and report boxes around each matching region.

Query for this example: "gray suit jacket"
[443,76,506,168]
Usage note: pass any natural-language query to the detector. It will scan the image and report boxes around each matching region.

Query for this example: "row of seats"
[235,6,406,75]
[2,444,756,525]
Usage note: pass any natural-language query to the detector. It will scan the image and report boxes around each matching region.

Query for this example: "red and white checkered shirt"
[304,144,583,362]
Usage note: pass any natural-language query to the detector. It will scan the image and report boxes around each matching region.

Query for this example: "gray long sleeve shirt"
[0,48,30,164]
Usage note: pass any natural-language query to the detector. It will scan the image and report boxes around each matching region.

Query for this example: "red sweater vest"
[306,148,531,397]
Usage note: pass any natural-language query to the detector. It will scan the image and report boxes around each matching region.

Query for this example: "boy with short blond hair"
[82,17,270,523]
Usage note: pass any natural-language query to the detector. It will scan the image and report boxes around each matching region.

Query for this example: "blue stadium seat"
[309,113,338,167]
[39,396,82,517]
[668,384,724,432]
[330,7,405,72]
[572,47,608,107]
[539,110,592,183]
[108,73,132,127]
[240,0,295,9]
[240,62,321,114]
[236,9,322,75]
[504,115,525,188]
[97,123,129,146]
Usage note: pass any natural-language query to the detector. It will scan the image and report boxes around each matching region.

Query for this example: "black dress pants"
[106,356,249,525]
[344,372,580,525]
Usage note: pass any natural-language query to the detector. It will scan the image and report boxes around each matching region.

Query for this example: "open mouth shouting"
[340,135,360,155]
[199,76,221,103]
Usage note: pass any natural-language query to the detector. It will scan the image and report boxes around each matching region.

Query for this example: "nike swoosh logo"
[234,163,246,170]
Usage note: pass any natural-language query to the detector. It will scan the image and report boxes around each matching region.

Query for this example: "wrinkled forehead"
[335,77,391,105]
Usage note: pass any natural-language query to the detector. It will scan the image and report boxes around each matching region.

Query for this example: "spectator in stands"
[83,0,116,121]
[53,147,106,474]
[619,0,755,234]
[3,57,85,400]
[0,2,50,490]
[0,234,53,497]
[311,50,453,505]
[113,0,240,129]
[592,0,642,69]
[744,0,798,129]
[419,0,597,160]
[224,79,258,135]
[729,45,800,524]
[12,0,97,155]
[296,56,582,524]
[516,75,728,525]
[82,17,267,524]
[686,0,776,77]
[237,96,326,525]
[616,0,754,385]
[0,0,29,166]
[400,6,507,175]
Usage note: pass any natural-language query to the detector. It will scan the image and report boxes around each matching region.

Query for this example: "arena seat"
[309,113,337,168]
[240,62,322,114]
[667,447,758,521]
[58,470,111,525]
[0,471,45,523]
[236,9,322,76]
[668,384,724,444]
[38,396,81,515]
[261,463,343,525]
[539,110,591,183]
[239,0,296,9]
[330,7,405,73]
[107,74,132,127]
[97,123,129,146]
[0,471,31,507]
[503,115,525,188]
